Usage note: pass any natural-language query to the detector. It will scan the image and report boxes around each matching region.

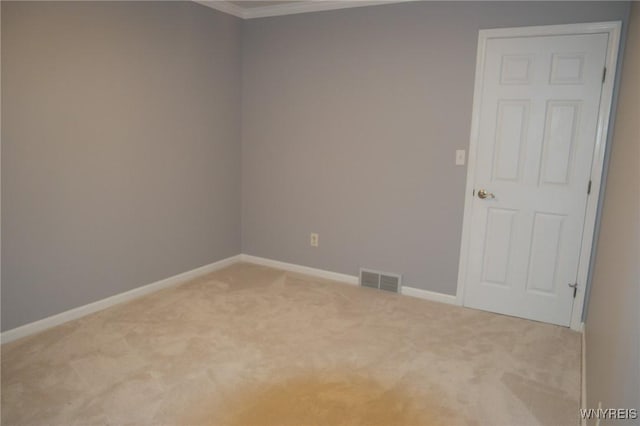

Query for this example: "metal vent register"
[359,268,402,293]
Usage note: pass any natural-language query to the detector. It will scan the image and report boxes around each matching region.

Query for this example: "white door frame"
[456,21,622,331]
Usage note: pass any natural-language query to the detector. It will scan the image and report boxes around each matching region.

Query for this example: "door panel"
[493,101,529,181]
[540,101,580,185]
[482,208,517,286]
[525,212,565,294]
[463,32,609,326]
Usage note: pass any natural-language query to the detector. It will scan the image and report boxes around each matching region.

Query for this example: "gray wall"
[241,1,630,293]
[2,1,633,332]
[586,2,639,420]
[1,1,242,331]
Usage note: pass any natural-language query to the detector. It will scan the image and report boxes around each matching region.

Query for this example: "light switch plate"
[455,149,466,166]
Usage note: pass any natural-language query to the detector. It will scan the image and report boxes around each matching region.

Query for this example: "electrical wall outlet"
[455,149,466,166]
[310,233,319,247]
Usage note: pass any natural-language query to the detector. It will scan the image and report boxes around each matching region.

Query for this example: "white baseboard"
[0,255,242,345]
[2,253,458,344]
[239,254,457,306]
[581,323,587,426]
[239,254,360,285]
[401,286,458,305]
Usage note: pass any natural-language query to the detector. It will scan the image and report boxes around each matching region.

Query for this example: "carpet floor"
[1,262,580,425]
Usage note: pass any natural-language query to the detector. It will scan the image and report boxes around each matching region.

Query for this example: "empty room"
[1,1,638,425]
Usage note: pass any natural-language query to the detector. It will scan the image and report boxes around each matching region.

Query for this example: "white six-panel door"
[461,30,611,326]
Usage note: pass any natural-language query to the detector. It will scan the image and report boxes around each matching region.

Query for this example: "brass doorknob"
[478,189,495,199]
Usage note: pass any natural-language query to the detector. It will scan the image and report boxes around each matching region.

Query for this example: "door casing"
[456,21,622,331]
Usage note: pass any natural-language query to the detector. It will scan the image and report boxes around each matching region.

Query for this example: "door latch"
[568,282,578,298]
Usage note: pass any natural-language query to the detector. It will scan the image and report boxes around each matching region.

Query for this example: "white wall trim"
[456,21,622,332]
[0,1,3,341]
[194,1,415,19]
[193,1,244,18]
[401,286,458,305]
[570,22,622,331]
[239,254,457,305]
[581,323,587,426]
[238,254,359,284]
[242,1,413,19]
[0,255,242,344]
[1,253,465,345]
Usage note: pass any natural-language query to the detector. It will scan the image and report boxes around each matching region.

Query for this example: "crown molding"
[243,1,414,19]
[194,1,415,20]
[193,1,244,18]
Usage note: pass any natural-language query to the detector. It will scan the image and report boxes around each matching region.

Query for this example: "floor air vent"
[359,268,402,293]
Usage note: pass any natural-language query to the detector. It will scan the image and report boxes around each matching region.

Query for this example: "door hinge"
[587,180,592,195]
[569,282,578,298]
[602,67,607,83]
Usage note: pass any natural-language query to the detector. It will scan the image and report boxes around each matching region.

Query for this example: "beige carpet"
[1,262,580,425]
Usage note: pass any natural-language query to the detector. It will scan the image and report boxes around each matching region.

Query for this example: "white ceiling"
[195,1,412,19]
